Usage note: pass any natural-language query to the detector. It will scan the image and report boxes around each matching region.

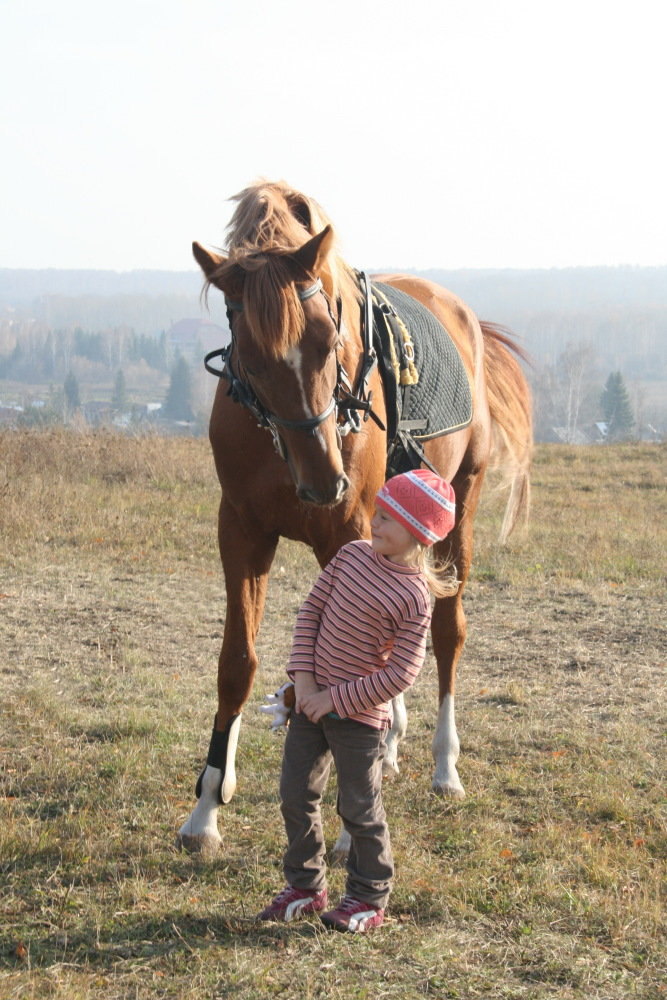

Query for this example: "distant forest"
[1,265,665,441]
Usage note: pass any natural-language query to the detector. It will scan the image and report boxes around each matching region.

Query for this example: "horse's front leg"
[177,503,277,853]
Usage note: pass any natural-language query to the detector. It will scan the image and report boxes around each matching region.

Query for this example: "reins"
[204,272,384,462]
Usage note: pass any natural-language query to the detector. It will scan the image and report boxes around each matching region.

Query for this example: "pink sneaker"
[320,895,384,932]
[257,885,328,922]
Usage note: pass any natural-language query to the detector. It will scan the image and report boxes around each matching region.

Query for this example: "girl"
[258,469,457,932]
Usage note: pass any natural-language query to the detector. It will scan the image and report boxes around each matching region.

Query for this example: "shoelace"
[339,896,368,913]
[277,886,311,903]
[277,887,298,901]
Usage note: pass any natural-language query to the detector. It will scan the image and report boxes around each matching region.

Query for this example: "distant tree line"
[14,354,198,432]
[0,323,170,382]
[2,267,666,381]
[1,309,664,442]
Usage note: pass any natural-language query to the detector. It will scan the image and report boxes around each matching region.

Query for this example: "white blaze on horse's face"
[282,344,328,453]
[283,344,312,417]
[277,322,348,504]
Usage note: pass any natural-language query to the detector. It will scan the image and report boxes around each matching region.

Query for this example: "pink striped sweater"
[287,540,431,729]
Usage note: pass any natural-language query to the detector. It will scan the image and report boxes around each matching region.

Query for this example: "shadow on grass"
[2,909,329,971]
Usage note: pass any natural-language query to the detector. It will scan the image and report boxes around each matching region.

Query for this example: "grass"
[1,430,665,998]
[473,443,666,586]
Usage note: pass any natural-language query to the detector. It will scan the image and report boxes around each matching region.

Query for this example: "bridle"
[204,272,384,462]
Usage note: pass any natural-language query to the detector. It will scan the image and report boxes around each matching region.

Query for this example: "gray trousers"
[279,710,394,909]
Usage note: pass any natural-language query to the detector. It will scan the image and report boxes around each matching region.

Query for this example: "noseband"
[204,273,384,462]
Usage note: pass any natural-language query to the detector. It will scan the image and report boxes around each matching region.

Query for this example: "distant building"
[132,402,163,419]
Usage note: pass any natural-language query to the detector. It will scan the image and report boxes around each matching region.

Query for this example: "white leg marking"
[384,693,407,776]
[220,713,241,804]
[177,765,223,852]
[176,715,242,853]
[432,693,465,798]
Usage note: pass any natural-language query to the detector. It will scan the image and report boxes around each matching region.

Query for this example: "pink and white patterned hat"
[376,469,456,545]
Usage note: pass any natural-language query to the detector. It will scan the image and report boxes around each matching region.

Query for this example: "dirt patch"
[3,555,663,772]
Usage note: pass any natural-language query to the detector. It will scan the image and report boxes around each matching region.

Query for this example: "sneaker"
[257,885,328,922]
[320,895,384,932]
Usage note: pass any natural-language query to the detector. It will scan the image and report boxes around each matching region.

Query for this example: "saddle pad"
[372,281,472,440]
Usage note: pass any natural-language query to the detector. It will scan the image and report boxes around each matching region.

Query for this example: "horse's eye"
[319,339,338,361]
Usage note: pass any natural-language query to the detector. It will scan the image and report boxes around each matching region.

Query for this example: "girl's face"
[370,508,419,565]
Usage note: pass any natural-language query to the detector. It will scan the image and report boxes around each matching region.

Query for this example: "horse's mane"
[209,180,362,357]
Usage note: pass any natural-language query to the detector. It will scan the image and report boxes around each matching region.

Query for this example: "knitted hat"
[375,470,456,545]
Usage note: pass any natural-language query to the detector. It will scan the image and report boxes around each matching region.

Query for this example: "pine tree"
[112,369,128,411]
[600,371,634,441]
[163,355,194,421]
[63,371,81,414]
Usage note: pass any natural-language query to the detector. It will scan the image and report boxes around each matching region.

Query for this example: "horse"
[177,180,532,854]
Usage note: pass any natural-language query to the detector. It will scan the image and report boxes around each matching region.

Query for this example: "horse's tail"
[481,322,533,542]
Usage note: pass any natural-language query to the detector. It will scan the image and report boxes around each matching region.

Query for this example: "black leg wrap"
[195,714,241,804]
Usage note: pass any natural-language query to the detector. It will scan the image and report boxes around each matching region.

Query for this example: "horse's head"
[194,227,351,506]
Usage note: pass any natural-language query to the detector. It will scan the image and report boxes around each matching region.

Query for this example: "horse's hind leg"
[430,590,466,798]
[384,693,407,775]
[177,502,277,854]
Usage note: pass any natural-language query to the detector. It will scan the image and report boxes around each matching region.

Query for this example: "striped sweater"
[287,540,431,729]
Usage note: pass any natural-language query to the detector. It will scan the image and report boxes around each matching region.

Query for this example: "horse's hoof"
[330,829,351,867]
[175,831,222,856]
[432,781,466,800]
[329,846,348,868]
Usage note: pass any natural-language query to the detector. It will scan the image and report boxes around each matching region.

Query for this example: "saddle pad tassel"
[373,287,419,387]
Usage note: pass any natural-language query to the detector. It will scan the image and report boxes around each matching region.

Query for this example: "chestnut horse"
[178,181,531,853]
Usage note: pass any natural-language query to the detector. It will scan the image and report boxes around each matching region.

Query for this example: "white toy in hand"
[260,681,295,730]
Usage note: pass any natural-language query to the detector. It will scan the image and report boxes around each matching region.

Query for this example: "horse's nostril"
[297,476,349,506]
[297,485,315,504]
[337,475,350,499]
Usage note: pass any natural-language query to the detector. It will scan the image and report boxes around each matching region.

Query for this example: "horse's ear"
[287,193,313,232]
[193,242,245,300]
[292,225,335,276]
[192,241,224,279]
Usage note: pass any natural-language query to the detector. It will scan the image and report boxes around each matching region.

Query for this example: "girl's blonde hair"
[408,543,459,598]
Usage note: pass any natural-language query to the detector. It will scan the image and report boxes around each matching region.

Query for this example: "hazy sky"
[2,0,664,272]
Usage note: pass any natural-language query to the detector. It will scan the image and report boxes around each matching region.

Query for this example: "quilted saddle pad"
[372,280,473,441]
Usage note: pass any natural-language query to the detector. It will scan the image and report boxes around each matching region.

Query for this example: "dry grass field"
[1,429,665,999]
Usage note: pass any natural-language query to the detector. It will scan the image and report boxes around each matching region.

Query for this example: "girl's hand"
[300,688,335,724]
[293,673,321,714]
